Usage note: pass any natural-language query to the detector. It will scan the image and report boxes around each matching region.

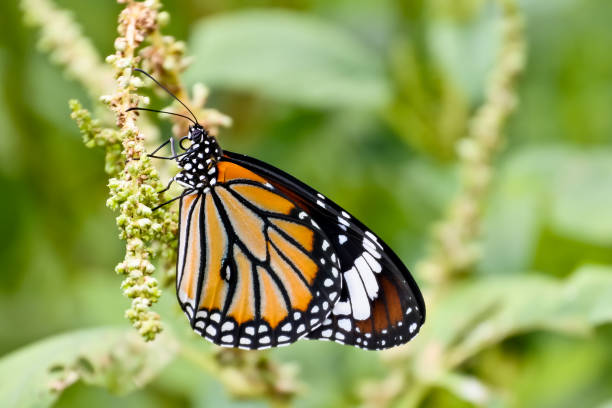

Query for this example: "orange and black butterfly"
[129,69,425,350]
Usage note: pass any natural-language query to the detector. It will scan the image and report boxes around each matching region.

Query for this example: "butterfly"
[128,69,425,350]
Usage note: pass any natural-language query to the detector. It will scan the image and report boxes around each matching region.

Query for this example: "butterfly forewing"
[177,161,342,349]
[221,151,426,350]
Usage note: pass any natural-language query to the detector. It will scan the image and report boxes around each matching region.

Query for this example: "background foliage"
[1,0,612,407]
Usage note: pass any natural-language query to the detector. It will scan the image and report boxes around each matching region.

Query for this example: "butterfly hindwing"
[177,161,342,349]
[221,151,426,350]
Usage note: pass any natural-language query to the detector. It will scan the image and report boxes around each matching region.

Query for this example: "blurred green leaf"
[429,3,500,103]
[420,265,612,369]
[0,48,19,176]
[547,151,612,246]
[479,190,541,274]
[480,145,612,274]
[187,9,390,109]
[433,372,497,407]
[0,327,177,407]
[507,145,612,246]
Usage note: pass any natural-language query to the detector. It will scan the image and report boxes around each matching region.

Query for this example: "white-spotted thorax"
[174,124,223,192]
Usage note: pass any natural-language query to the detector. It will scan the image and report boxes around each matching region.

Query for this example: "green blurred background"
[1,0,612,407]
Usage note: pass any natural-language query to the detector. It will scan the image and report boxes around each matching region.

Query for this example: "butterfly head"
[188,123,206,142]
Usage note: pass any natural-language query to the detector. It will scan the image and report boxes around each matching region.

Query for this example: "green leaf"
[419,265,612,369]
[187,10,390,109]
[480,145,612,273]
[0,327,177,408]
[433,372,496,406]
[442,266,612,361]
[429,4,500,103]
[0,49,19,175]
[564,265,612,325]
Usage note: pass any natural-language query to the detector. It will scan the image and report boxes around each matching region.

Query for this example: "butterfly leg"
[158,177,176,194]
[152,188,195,211]
[148,137,187,161]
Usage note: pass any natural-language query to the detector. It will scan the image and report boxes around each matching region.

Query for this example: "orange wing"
[177,162,342,349]
[221,151,426,350]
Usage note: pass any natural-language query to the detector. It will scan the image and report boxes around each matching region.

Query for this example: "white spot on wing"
[355,256,379,300]
[363,251,382,273]
[363,238,381,259]
[365,230,380,245]
[332,300,351,316]
[338,318,352,331]
[344,267,371,320]
[338,216,350,227]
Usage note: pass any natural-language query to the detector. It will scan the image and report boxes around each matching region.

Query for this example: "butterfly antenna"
[133,68,199,124]
[126,107,197,125]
